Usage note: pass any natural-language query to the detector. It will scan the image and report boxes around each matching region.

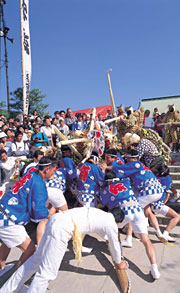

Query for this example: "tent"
[72,105,112,119]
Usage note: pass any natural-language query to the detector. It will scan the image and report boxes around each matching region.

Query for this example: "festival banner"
[20,0,31,115]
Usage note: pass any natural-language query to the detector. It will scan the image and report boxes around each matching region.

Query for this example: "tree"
[0,101,8,118]
[10,88,49,116]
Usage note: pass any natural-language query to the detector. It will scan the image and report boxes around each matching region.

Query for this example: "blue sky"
[1,0,180,115]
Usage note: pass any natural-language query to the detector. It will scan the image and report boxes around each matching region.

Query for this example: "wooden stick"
[51,125,82,159]
[115,268,132,293]
[158,122,180,127]
[59,137,90,146]
[107,69,117,118]
[81,108,96,164]
[104,116,122,125]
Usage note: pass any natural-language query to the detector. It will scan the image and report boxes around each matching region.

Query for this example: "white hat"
[0,132,7,139]
[123,133,132,144]
[59,117,64,121]
[130,133,140,144]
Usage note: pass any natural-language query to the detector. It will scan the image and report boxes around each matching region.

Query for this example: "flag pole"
[20,0,25,115]
[106,69,117,117]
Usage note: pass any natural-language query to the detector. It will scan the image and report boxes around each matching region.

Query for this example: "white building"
[139,95,180,116]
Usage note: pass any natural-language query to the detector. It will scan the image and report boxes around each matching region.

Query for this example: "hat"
[125,149,139,158]
[105,148,117,157]
[123,133,132,144]
[117,104,124,111]
[168,104,175,110]
[0,132,7,139]
[59,117,64,121]
[130,134,140,145]
[125,106,133,113]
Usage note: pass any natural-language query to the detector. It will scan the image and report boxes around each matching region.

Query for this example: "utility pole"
[1,4,10,113]
[0,1,14,115]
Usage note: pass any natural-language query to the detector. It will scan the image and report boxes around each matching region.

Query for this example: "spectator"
[14,118,21,130]
[30,124,49,148]
[59,110,65,119]
[0,132,12,156]
[27,129,33,144]
[31,110,38,120]
[58,118,69,137]
[65,108,76,131]
[41,117,53,147]
[86,114,91,125]
[143,110,154,129]
[72,114,88,131]
[16,125,28,142]
[12,131,29,160]
[35,116,42,124]
[54,111,60,129]
[0,150,22,193]
[154,115,163,137]
[106,109,113,119]
[8,118,15,130]
[4,129,14,142]
[82,113,87,123]
[153,107,160,121]
[23,150,44,174]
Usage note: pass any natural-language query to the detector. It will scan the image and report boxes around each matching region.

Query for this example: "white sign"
[20,0,31,115]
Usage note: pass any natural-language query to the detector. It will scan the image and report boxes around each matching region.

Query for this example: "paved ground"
[0,230,180,293]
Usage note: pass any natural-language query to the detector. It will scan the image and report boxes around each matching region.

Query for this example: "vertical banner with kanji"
[20,0,31,115]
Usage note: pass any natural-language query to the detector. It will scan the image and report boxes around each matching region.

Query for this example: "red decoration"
[79,165,91,182]
[109,183,127,195]
[12,174,33,194]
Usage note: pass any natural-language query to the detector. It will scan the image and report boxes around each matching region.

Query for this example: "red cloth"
[72,105,112,119]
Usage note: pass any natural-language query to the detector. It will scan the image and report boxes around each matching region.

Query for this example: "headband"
[38,162,56,167]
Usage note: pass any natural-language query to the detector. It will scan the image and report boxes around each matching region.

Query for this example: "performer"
[59,145,76,169]
[101,148,125,172]
[0,157,56,271]
[0,207,128,293]
[112,149,164,245]
[150,162,180,242]
[59,145,79,206]
[100,170,161,280]
[163,104,180,152]
[76,151,105,207]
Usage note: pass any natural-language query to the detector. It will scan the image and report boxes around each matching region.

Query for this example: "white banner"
[20,0,31,115]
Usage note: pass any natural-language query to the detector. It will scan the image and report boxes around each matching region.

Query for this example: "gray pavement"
[0,231,180,293]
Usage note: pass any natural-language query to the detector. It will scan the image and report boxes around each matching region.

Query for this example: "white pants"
[1,207,121,293]
[137,192,163,208]
[117,210,148,234]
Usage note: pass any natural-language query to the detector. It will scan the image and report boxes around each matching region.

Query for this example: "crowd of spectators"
[0,105,180,193]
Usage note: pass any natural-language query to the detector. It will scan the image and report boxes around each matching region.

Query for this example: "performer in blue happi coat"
[100,170,161,280]
[46,167,78,193]
[59,145,76,170]
[0,157,56,271]
[104,148,125,170]
[77,151,105,207]
[111,149,165,247]
[112,149,164,209]
[59,145,79,205]
[150,162,180,242]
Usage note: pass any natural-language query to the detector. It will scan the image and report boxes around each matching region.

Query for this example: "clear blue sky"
[1,0,180,115]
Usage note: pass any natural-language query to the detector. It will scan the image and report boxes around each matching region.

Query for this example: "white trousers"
[1,207,121,293]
